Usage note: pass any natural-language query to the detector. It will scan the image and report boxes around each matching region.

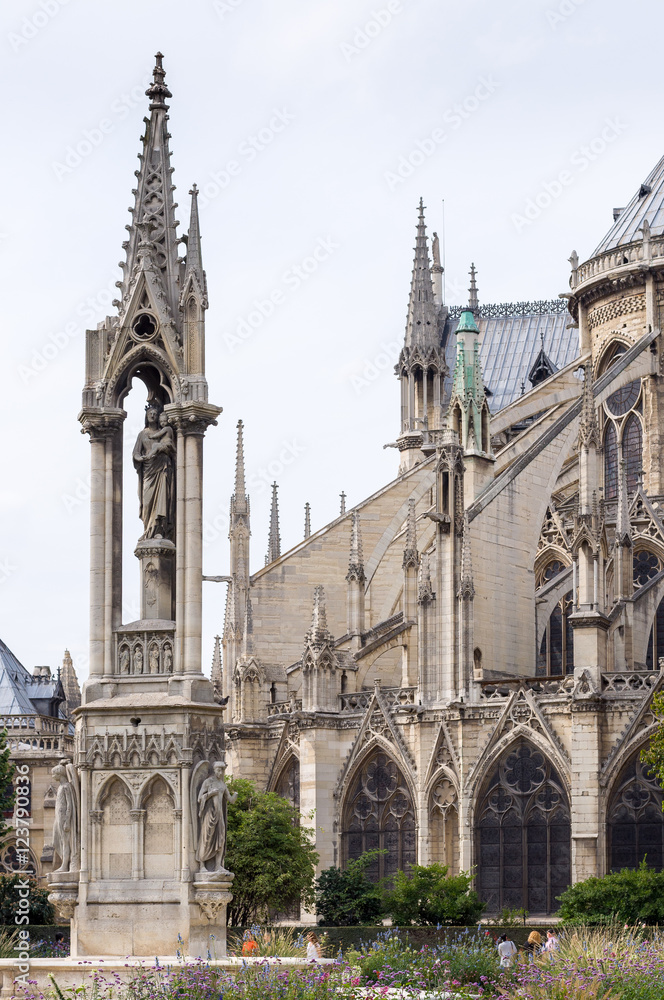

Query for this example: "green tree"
[0,873,54,925]
[315,850,385,925]
[383,863,485,926]
[641,692,664,793]
[225,777,319,925]
[556,861,664,924]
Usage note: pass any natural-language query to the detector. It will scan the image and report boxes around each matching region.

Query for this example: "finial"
[304,502,311,540]
[458,513,475,599]
[265,482,281,565]
[578,363,600,449]
[468,263,479,314]
[418,552,434,603]
[242,598,254,656]
[340,491,347,516]
[346,511,366,584]
[146,51,172,111]
[211,635,223,698]
[306,586,332,645]
[402,498,419,570]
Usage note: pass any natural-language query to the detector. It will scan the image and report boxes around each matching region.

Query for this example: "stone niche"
[115,622,175,679]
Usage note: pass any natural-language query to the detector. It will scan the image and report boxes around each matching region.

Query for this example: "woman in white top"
[306,931,322,961]
[497,934,518,968]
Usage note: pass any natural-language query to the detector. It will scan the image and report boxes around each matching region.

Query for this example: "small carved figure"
[195,761,237,873]
[149,645,160,674]
[119,646,130,675]
[134,646,144,674]
[133,404,176,540]
[51,759,80,873]
[163,645,173,673]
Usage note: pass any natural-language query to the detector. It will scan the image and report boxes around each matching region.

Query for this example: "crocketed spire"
[404,198,438,350]
[402,498,419,570]
[265,483,281,565]
[346,511,365,584]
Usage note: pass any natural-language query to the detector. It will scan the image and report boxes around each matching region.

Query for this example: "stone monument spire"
[60,649,81,715]
[72,53,229,961]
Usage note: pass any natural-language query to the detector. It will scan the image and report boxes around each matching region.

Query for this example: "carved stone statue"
[134,646,143,674]
[194,761,237,873]
[119,646,130,674]
[163,645,173,673]
[149,645,159,674]
[51,759,80,873]
[133,404,176,540]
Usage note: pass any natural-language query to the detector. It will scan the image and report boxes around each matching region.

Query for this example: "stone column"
[130,810,146,880]
[570,700,602,880]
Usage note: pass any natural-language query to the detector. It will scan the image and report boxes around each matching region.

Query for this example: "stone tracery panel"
[341,749,416,882]
[607,748,664,871]
[475,739,570,915]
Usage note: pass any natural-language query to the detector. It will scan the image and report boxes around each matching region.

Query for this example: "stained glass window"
[606,379,641,416]
[608,751,664,872]
[342,750,416,881]
[476,740,571,915]
[646,595,664,670]
[604,423,618,500]
[623,414,643,493]
[274,757,300,811]
[538,592,574,676]
[633,550,661,589]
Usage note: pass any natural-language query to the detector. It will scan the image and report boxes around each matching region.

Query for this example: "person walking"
[497,933,518,968]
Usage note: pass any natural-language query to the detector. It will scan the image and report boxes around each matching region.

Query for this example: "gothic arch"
[356,642,403,690]
[474,736,571,915]
[606,744,664,872]
[107,344,181,408]
[466,722,571,807]
[340,745,417,881]
[271,753,301,811]
[95,772,134,812]
[138,771,179,810]
[428,767,459,871]
[631,574,664,668]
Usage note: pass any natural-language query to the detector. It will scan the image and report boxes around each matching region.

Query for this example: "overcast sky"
[1,0,662,684]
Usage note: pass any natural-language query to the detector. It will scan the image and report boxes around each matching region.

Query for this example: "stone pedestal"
[135,538,176,622]
[191,872,234,958]
[46,871,79,923]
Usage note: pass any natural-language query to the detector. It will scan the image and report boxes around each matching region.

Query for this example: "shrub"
[0,873,53,925]
[556,861,664,925]
[383,862,485,926]
[315,851,385,926]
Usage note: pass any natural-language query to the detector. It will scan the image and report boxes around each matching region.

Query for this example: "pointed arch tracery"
[475,737,571,915]
[341,748,416,881]
[273,754,300,812]
[607,746,664,871]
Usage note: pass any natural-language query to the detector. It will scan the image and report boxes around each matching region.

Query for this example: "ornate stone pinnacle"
[304,502,311,539]
[615,459,632,548]
[340,491,347,515]
[402,498,419,570]
[346,511,366,584]
[211,635,222,697]
[231,420,248,516]
[468,263,479,314]
[578,363,600,449]
[305,585,332,646]
[265,483,281,565]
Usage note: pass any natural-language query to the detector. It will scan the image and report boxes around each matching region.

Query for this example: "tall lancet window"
[602,375,643,500]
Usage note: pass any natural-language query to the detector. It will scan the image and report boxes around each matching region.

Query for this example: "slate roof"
[444,302,579,412]
[0,638,65,718]
[593,153,664,255]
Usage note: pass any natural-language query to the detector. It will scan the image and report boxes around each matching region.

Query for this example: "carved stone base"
[135,537,175,621]
[190,873,234,958]
[47,871,79,922]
